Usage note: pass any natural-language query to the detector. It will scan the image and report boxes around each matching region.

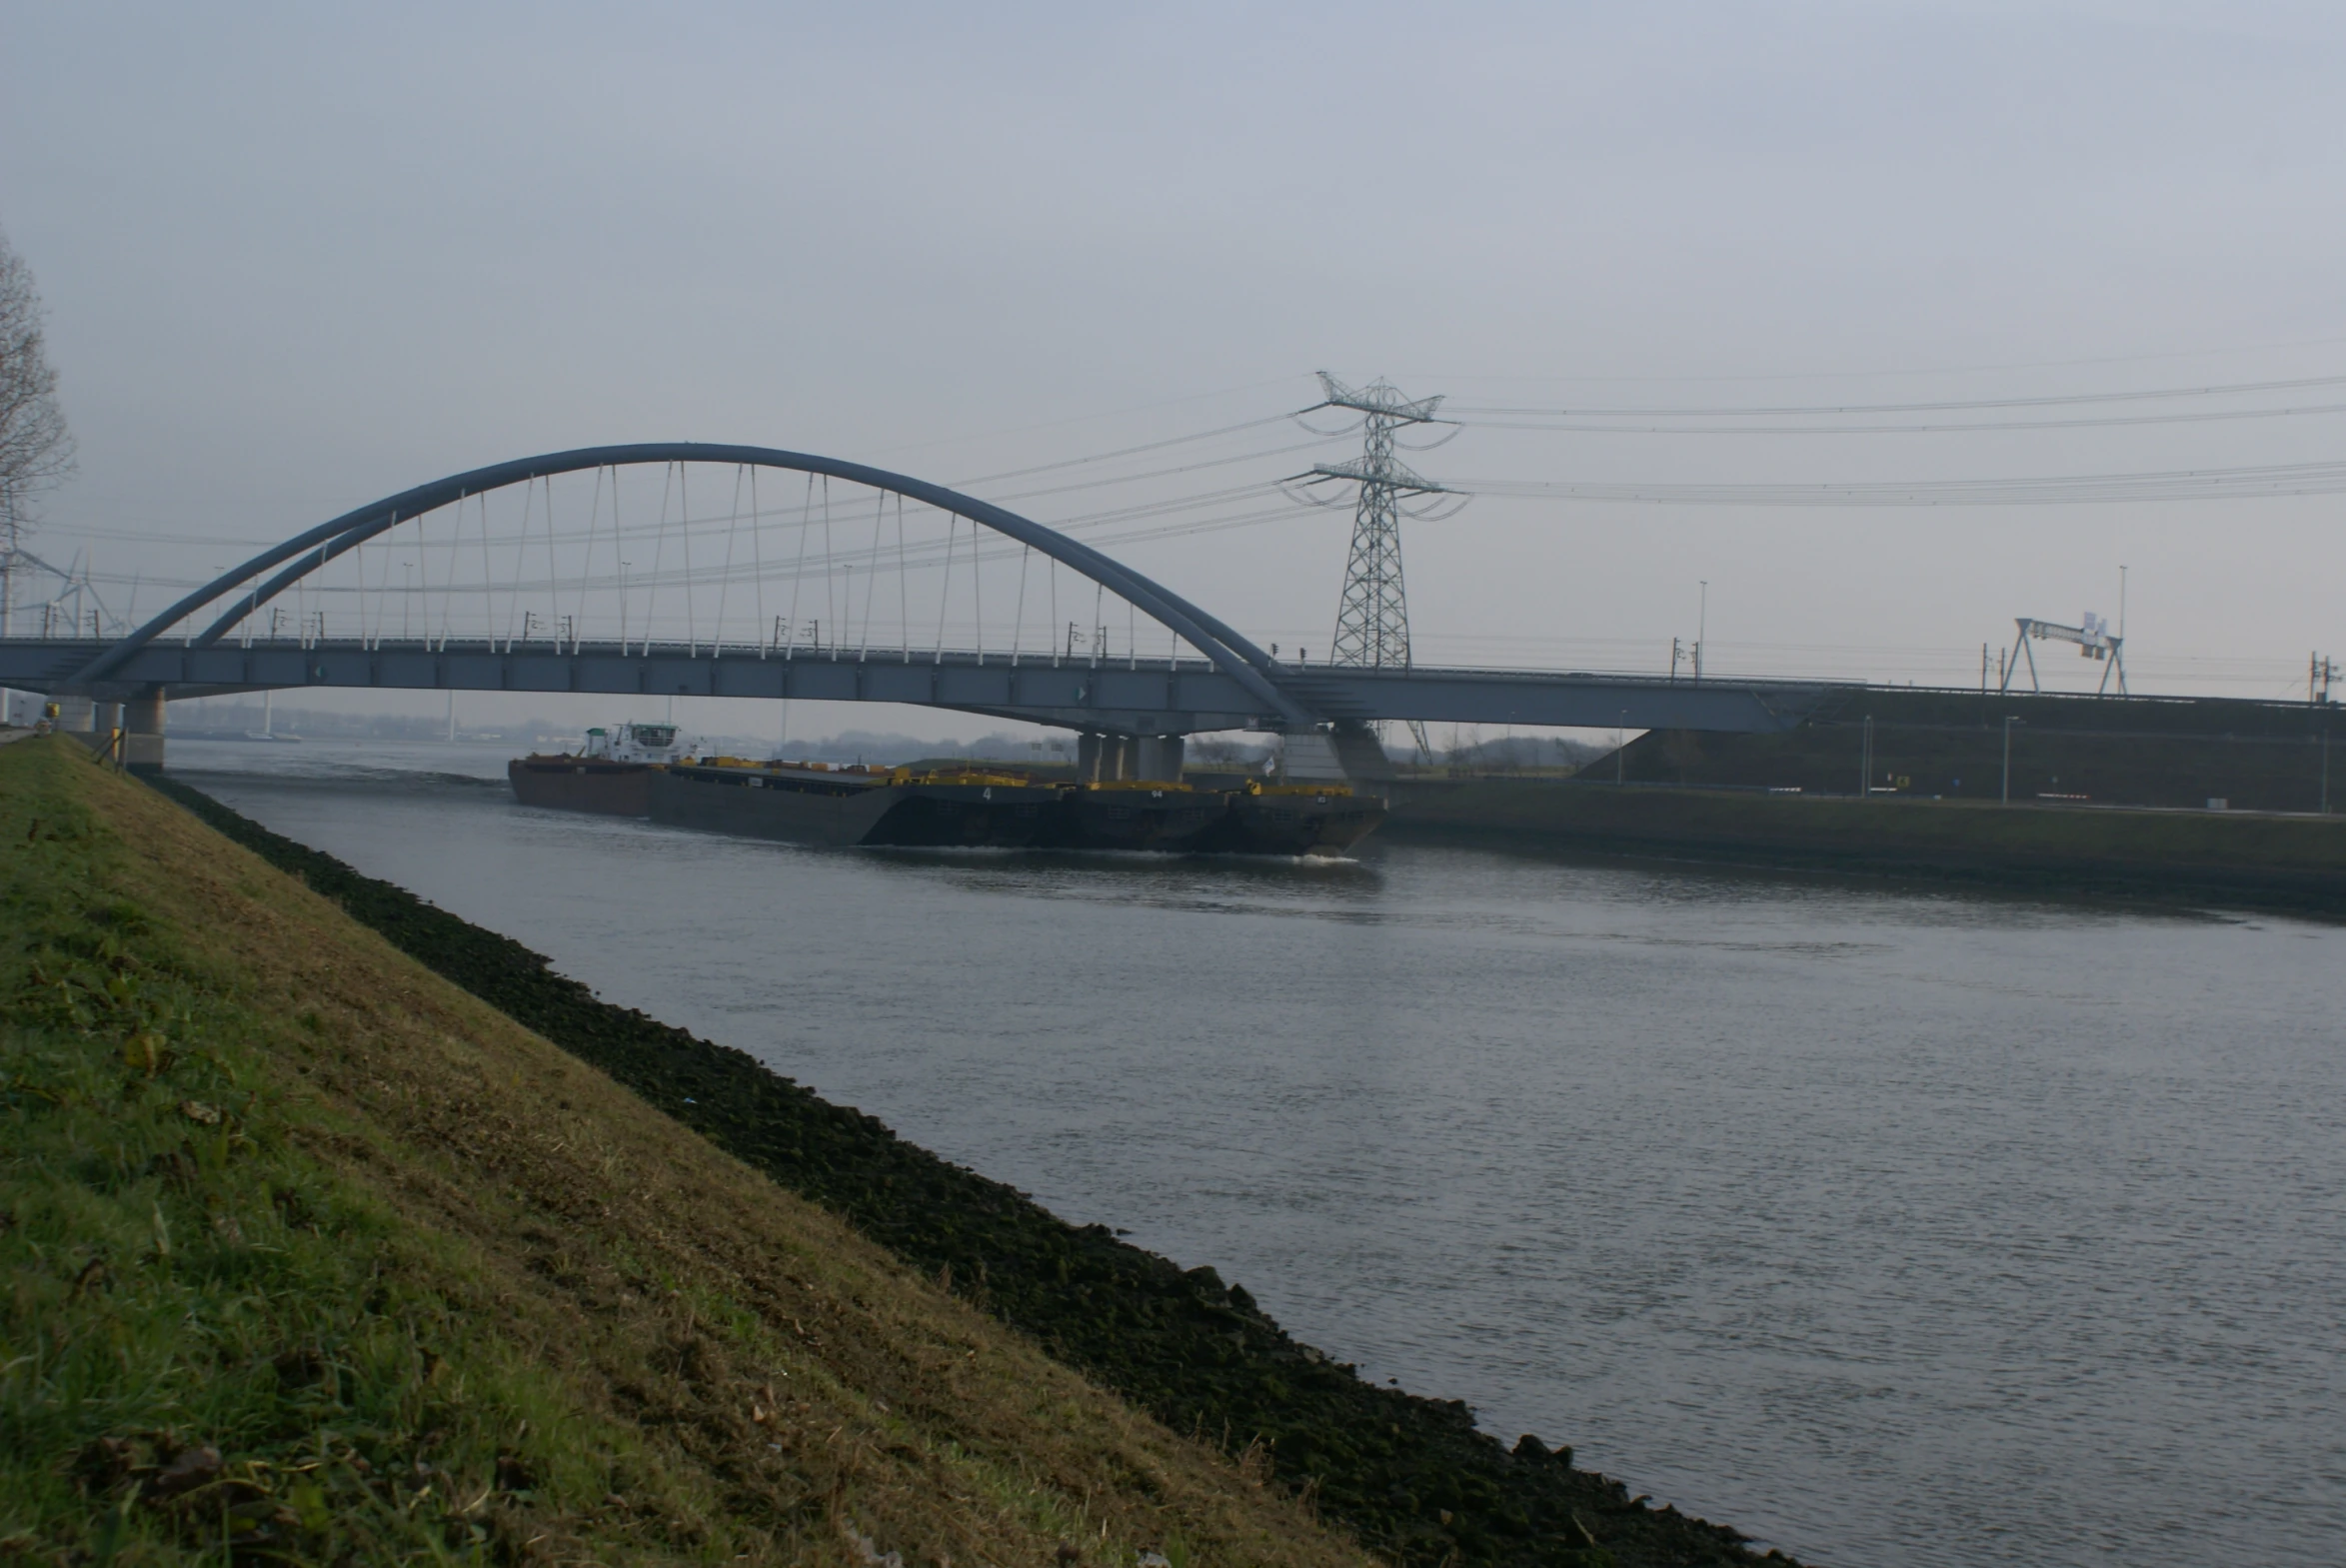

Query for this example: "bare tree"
[1,226,77,631]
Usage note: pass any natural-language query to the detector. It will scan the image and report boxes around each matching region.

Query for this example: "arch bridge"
[0,444,1840,773]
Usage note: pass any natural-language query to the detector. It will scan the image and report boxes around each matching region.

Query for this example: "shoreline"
[147,771,1793,1568]
[1383,778,2346,917]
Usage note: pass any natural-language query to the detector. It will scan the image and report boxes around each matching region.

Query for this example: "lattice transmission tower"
[1303,372,1459,758]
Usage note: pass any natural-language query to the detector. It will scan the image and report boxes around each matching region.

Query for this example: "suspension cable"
[787,473,810,659]
[861,488,882,661]
[613,470,628,654]
[680,464,696,656]
[505,481,533,652]
[647,463,674,652]
[933,514,954,664]
[573,466,604,654]
[1012,544,1030,665]
[716,465,744,657]
[820,477,835,650]
[748,466,765,660]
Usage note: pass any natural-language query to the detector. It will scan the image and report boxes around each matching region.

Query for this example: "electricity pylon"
[1302,372,1458,761]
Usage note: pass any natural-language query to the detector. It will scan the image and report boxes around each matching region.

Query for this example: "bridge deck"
[14,636,2321,739]
[2,636,1839,735]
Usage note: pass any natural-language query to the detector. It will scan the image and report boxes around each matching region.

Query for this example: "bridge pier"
[1328,721,1394,783]
[1079,732,1161,783]
[1137,735,1185,782]
[51,694,94,732]
[124,686,167,774]
[1280,729,1350,782]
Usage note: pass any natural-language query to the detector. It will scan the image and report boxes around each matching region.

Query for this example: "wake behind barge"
[511,748,1382,857]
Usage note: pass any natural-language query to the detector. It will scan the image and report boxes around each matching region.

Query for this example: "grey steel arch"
[73,442,1314,728]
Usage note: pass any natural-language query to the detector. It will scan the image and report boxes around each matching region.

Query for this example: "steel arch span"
[8,441,1846,745]
[68,442,1317,731]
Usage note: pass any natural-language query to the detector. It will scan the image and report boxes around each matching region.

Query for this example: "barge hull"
[509,760,655,816]
[647,768,900,846]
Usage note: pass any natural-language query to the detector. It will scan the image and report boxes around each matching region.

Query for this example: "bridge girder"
[0,636,1841,736]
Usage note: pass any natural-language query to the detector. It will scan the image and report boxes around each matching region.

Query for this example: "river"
[170,738,2346,1568]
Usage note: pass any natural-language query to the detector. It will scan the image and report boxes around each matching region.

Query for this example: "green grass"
[1,736,1381,1568]
[0,753,722,1565]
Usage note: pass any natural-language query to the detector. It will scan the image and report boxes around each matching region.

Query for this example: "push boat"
[507,721,689,816]
[510,741,1383,856]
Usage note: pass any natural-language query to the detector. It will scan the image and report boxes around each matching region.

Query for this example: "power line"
[1468,399,2346,436]
[1394,331,2346,386]
[1457,457,2346,506]
[1449,370,2346,419]
[949,412,1300,486]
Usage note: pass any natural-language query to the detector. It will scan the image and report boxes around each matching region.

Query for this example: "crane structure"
[2001,614,2129,696]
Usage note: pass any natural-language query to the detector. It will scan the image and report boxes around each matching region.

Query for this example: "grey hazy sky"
[4,1,2343,732]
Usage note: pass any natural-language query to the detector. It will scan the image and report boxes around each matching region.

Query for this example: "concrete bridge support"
[1137,735,1185,782]
[1075,733,1188,783]
[125,686,167,775]
[1329,721,1394,783]
[51,695,94,732]
[1078,732,1150,783]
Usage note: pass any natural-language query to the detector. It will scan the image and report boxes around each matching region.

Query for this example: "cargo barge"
[650,762,1382,856]
[510,737,1382,856]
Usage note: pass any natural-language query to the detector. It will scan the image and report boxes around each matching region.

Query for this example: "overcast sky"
[4,1,2343,737]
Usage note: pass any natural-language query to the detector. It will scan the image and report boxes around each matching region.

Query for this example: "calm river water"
[172,739,2345,1568]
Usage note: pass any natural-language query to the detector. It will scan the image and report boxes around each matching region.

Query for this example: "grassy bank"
[1387,778,2346,913]
[136,766,1785,1567]
[0,735,1375,1567]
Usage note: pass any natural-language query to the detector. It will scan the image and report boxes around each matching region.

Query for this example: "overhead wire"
[1468,399,2346,435]
[1448,370,2346,419]
[63,360,2346,647]
[1454,457,2346,506]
